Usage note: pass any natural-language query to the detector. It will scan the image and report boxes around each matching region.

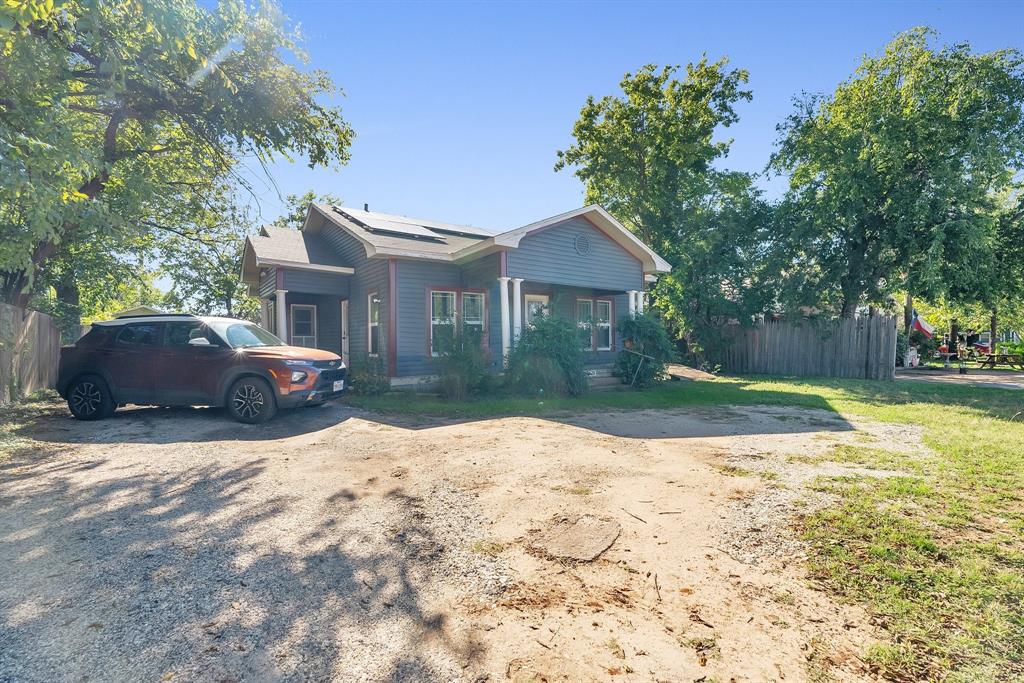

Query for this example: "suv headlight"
[283,360,315,367]
[290,370,307,383]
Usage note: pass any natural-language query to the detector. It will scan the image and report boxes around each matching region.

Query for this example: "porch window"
[462,292,485,340]
[368,293,381,356]
[596,300,612,350]
[267,300,276,335]
[576,299,593,349]
[430,291,457,355]
[290,304,317,348]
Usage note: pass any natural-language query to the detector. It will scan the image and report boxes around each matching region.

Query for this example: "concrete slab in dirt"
[532,515,621,561]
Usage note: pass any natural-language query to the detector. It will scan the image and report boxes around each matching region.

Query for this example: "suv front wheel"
[67,375,115,421]
[227,376,277,424]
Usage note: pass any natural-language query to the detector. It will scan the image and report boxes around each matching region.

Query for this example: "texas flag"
[912,310,935,338]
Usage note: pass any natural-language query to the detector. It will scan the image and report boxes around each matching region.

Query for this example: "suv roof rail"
[114,313,196,320]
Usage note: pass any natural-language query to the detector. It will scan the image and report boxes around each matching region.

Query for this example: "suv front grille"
[312,360,343,370]
[316,368,346,385]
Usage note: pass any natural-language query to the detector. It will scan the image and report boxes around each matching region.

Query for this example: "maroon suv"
[57,314,347,423]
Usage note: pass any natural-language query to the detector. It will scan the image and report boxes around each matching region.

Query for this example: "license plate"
[333,379,344,392]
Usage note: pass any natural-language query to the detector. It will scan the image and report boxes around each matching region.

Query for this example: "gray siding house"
[241,204,671,384]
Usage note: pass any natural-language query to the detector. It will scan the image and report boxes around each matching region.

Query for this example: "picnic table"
[976,353,1024,370]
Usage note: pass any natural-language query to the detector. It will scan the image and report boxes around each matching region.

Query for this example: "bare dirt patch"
[0,400,900,681]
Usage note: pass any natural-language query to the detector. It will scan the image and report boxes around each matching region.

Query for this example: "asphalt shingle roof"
[248,226,351,267]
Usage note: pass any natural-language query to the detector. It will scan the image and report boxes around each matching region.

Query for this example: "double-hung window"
[290,305,317,348]
[576,298,613,351]
[595,300,612,351]
[462,292,485,342]
[430,291,457,355]
[576,299,594,350]
[367,293,381,356]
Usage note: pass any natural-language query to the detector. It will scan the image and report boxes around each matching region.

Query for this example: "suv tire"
[227,376,277,424]
[67,375,114,421]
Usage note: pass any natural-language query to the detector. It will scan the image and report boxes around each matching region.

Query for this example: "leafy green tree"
[160,187,259,320]
[271,190,343,230]
[556,61,772,346]
[0,0,353,307]
[770,28,1024,317]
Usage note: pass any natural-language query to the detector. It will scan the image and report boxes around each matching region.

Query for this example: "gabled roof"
[241,225,356,294]
[304,204,671,273]
[455,205,672,274]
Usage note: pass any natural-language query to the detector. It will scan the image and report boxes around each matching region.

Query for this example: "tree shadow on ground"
[17,384,860,444]
[0,450,481,681]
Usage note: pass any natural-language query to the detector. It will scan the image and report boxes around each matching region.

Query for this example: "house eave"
[255,258,355,276]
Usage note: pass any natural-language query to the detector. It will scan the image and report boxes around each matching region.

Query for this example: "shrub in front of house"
[432,323,491,400]
[347,353,390,396]
[505,314,588,397]
[616,312,674,388]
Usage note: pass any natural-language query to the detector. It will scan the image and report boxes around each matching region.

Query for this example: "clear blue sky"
[245,0,1024,231]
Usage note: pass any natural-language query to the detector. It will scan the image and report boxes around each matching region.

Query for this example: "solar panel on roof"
[331,206,445,241]
[336,206,494,238]
[363,217,444,240]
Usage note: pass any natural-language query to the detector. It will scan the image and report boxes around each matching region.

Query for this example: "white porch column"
[275,289,288,342]
[627,290,637,317]
[498,277,511,361]
[511,278,524,344]
[636,289,645,314]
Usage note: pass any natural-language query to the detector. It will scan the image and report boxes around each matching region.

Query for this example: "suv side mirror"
[188,337,213,347]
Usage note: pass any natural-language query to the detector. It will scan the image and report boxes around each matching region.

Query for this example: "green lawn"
[348,377,1024,681]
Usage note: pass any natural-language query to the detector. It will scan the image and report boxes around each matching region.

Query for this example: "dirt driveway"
[0,400,915,682]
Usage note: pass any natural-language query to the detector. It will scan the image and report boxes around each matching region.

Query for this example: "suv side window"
[164,321,208,347]
[115,323,160,347]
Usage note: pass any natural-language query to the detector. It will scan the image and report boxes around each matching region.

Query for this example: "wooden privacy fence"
[1,304,62,404]
[720,315,898,380]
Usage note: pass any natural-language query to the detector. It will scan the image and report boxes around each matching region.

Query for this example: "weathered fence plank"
[719,315,897,380]
[1,304,62,404]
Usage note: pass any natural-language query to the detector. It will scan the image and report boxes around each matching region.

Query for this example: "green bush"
[346,353,389,396]
[616,312,674,388]
[432,323,491,400]
[505,314,588,397]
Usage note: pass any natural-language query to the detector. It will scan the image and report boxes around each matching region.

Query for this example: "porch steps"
[586,366,624,391]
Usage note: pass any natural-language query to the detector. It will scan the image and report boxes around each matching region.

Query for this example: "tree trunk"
[990,308,998,353]
[840,296,860,318]
[0,270,31,307]
[950,318,959,354]
[904,292,913,336]
[54,269,81,328]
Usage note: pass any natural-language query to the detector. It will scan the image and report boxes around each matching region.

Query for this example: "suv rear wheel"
[227,376,277,424]
[67,375,114,421]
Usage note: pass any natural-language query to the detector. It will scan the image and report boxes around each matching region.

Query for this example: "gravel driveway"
[0,404,509,682]
[1,399,907,682]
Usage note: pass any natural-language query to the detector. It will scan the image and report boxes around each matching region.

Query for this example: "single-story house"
[240,204,671,385]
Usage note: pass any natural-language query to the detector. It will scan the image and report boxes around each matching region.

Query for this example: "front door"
[340,299,350,365]
[524,294,549,327]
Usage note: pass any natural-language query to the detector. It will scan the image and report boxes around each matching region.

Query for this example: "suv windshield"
[208,321,285,348]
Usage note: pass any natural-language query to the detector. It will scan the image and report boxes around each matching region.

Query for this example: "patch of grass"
[0,391,62,469]
[553,484,592,496]
[469,539,505,556]
[770,589,796,606]
[350,376,1024,679]
[714,464,753,477]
